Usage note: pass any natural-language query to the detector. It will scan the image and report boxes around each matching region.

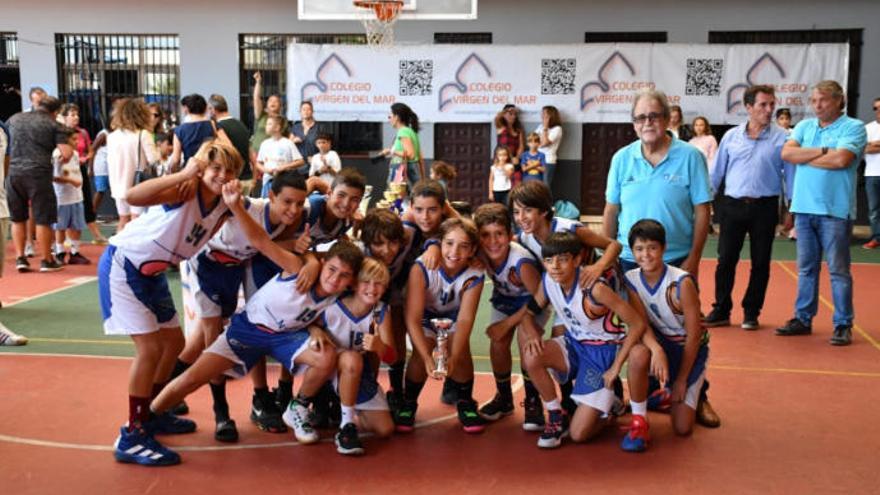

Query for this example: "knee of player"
[337,350,363,374]
[627,344,651,371]
[373,419,395,439]
[569,426,590,443]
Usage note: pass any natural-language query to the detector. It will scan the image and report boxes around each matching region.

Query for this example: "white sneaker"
[24,244,35,258]
[0,323,28,346]
[282,398,319,444]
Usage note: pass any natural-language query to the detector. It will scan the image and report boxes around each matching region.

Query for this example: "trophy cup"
[430,318,453,378]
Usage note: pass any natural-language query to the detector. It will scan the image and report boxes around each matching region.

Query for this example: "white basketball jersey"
[543,269,624,343]
[304,194,351,248]
[624,265,692,340]
[245,273,337,333]
[203,198,286,263]
[517,217,581,261]
[110,190,229,274]
[417,259,484,322]
[487,242,540,316]
[321,299,387,350]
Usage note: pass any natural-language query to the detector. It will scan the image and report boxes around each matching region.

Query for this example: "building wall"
[3,0,878,168]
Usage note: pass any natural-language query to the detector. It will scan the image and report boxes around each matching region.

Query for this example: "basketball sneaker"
[171,401,189,415]
[457,399,487,434]
[113,426,180,466]
[0,324,28,346]
[620,415,650,452]
[478,393,514,421]
[440,378,458,405]
[151,411,197,435]
[537,409,568,449]
[646,388,672,412]
[251,391,287,433]
[282,398,319,444]
[335,423,365,456]
[67,252,91,265]
[521,396,545,432]
[214,418,239,443]
[394,400,418,433]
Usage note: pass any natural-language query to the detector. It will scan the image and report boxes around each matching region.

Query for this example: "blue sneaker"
[113,426,181,466]
[151,411,197,435]
[620,415,650,453]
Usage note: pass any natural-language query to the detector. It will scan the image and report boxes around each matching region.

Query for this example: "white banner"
[288,43,848,125]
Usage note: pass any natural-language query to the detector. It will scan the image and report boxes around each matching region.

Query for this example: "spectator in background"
[171,94,216,171]
[487,145,514,205]
[534,105,562,191]
[308,132,341,185]
[688,116,718,172]
[776,108,793,135]
[0,117,28,345]
[106,98,159,231]
[861,97,880,250]
[5,96,70,273]
[50,128,90,265]
[291,101,319,170]
[381,102,423,189]
[26,87,47,112]
[60,103,107,245]
[90,127,111,222]
[777,80,867,346]
[430,160,457,199]
[250,71,289,175]
[668,105,693,141]
[147,103,166,136]
[776,108,797,240]
[209,94,254,195]
[495,104,525,165]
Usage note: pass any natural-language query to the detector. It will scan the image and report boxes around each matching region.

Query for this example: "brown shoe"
[696,399,721,428]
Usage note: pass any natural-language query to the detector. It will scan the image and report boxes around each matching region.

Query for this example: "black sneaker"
[15,256,30,273]
[310,383,336,429]
[387,390,403,415]
[775,318,812,336]
[537,409,568,449]
[39,259,63,272]
[479,394,514,421]
[67,252,91,265]
[702,308,730,327]
[521,396,545,432]
[741,317,760,331]
[335,423,365,456]
[440,379,458,405]
[171,400,189,415]
[214,418,239,443]
[251,392,287,433]
[54,252,67,265]
[273,385,293,411]
[829,325,852,346]
[394,400,418,433]
[457,399,487,434]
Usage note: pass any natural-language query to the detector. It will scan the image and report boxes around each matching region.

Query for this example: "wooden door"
[434,123,491,207]
[580,124,636,215]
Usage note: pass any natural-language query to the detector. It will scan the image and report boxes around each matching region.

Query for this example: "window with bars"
[433,32,493,44]
[239,33,381,154]
[1,32,21,119]
[55,33,180,137]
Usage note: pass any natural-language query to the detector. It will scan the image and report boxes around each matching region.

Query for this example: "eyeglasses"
[632,112,663,124]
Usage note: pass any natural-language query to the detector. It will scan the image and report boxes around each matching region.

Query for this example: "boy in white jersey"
[396,218,487,434]
[520,232,652,451]
[472,203,547,425]
[51,130,90,265]
[509,180,623,423]
[313,258,396,455]
[303,168,365,250]
[257,115,303,197]
[624,219,709,436]
[98,140,243,466]
[151,193,364,457]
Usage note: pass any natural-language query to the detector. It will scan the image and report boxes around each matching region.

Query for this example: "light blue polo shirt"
[788,115,867,220]
[606,138,713,263]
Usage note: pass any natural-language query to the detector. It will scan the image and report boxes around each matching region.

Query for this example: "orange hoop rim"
[353,0,404,22]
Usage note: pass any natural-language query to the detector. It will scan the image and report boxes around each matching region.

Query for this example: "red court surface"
[2,259,880,494]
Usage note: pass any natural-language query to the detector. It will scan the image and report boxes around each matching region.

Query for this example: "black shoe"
[310,383,337,429]
[171,400,189,416]
[335,423,364,456]
[394,400,418,433]
[54,252,67,265]
[829,326,852,346]
[214,418,239,443]
[457,399,487,433]
[775,318,812,336]
[702,308,730,327]
[39,259,63,272]
[741,318,760,331]
[440,378,458,405]
[387,390,403,415]
[251,392,287,433]
[521,396,545,432]
[273,385,293,411]
[15,256,31,273]
[479,393,514,421]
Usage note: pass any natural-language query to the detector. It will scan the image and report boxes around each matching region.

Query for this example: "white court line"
[0,353,522,452]
[2,276,97,308]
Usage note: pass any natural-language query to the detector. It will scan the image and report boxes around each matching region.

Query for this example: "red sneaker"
[620,415,650,452]
[862,239,880,250]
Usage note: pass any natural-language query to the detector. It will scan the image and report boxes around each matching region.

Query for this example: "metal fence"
[239,33,382,153]
[55,33,180,137]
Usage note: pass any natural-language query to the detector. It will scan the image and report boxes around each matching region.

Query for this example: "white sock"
[543,399,561,411]
[54,242,64,254]
[340,405,356,427]
[631,400,647,417]
[70,239,80,254]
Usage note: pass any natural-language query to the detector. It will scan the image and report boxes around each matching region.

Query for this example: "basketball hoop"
[353,0,404,50]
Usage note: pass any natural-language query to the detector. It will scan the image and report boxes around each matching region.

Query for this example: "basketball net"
[354,0,403,50]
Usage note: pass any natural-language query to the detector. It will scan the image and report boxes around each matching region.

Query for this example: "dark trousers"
[713,195,779,319]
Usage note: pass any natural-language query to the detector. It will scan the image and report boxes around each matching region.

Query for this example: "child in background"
[308,133,341,184]
[488,146,514,205]
[90,129,111,222]
[51,130,90,265]
[155,133,175,177]
[257,115,303,198]
[430,160,457,199]
[520,133,546,182]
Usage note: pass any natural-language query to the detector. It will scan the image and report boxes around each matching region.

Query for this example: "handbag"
[133,130,156,185]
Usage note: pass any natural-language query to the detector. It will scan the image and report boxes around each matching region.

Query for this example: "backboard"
[298,0,478,20]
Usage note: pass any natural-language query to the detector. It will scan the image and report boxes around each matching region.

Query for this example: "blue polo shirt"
[788,115,867,220]
[606,138,713,263]
[711,122,791,200]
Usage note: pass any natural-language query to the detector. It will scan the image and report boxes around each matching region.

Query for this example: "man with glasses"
[703,85,790,331]
[778,81,867,346]
[863,97,880,250]
[603,89,718,427]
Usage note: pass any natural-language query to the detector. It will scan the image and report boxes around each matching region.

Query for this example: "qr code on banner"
[541,58,576,95]
[399,60,433,96]
[685,58,724,96]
